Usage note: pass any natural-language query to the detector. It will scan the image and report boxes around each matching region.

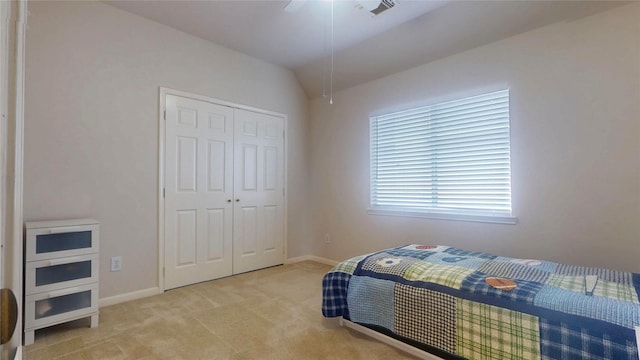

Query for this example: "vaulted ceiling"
[105,0,627,99]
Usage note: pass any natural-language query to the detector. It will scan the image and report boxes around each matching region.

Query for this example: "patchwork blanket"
[322,245,640,360]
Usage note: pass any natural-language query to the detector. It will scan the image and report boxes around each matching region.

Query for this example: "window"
[369,89,516,224]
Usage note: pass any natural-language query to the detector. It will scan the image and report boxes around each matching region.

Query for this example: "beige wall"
[24,1,311,298]
[23,0,640,302]
[310,3,640,272]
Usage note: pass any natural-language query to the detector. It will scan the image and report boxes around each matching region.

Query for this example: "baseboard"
[285,255,339,266]
[98,257,337,307]
[99,287,163,308]
[13,346,22,360]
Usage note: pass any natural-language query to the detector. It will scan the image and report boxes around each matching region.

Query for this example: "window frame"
[368,89,518,225]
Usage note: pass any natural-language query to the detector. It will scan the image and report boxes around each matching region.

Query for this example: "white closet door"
[232,109,285,274]
[164,95,234,289]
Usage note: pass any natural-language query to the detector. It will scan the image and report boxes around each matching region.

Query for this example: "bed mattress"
[322,244,640,359]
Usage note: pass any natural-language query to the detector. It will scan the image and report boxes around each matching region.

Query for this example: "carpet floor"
[24,261,417,359]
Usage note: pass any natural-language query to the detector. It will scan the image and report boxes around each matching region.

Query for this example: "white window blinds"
[370,89,514,222]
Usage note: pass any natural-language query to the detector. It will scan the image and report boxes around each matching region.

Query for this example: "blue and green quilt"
[322,245,640,359]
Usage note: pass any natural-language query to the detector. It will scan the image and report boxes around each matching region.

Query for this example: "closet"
[163,93,285,290]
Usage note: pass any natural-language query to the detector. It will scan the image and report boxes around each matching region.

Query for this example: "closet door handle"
[227,199,231,203]
[235,199,240,202]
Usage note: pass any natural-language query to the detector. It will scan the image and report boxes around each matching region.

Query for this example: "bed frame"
[340,318,444,360]
[340,318,640,360]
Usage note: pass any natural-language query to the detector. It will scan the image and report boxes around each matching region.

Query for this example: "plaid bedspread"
[322,245,640,359]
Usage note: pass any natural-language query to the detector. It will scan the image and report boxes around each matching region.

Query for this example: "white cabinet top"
[25,218,99,230]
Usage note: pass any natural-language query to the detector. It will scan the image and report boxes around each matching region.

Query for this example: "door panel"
[239,206,258,256]
[208,113,226,131]
[232,109,284,274]
[264,206,278,251]
[176,210,197,266]
[206,209,225,261]
[242,119,258,136]
[177,107,197,127]
[264,146,278,191]
[165,95,234,289]
[177,137,197,192]
[207,141,225,192]
[242,144,258,191]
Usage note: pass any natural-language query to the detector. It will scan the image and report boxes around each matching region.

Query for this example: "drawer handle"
[48,256,83,266]
[47,287,81,298]
[45,226,90,234]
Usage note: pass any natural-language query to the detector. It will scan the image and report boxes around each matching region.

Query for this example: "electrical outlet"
[111,256,122,272]
[324,233,332,244]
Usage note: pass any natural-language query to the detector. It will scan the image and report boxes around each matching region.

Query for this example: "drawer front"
[26,225,99,261]
[25,283,98,330]
[25,254,98,295]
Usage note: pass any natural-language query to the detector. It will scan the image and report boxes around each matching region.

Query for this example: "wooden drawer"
[25,222,99,262]
[25,254,98,296]
[24,283,98,330]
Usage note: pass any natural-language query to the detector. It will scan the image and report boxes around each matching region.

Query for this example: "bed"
[322,244,640,360]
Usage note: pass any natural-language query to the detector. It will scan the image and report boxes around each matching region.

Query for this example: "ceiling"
[104,0,627,99]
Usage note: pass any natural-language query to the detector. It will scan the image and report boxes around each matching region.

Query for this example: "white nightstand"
[23,219,100,345]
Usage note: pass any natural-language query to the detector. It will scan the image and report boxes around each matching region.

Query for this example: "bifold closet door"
[164,95,285,289]
[232,109,285,274]
[164,95,234,290]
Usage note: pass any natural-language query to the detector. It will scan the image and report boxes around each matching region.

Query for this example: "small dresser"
[23,219,99,345]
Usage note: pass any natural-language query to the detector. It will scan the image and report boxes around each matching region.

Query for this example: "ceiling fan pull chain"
[329,0,334,105]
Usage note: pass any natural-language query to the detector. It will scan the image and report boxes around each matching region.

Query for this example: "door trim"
[157,87,288,291]
[1,0,27,352]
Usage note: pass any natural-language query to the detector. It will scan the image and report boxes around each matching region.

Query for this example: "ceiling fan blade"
[284,0,307,13]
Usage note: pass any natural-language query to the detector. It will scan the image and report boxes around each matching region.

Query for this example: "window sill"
[367,208,518,225]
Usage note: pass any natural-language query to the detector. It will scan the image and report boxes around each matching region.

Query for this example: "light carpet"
[25,261,417,359]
